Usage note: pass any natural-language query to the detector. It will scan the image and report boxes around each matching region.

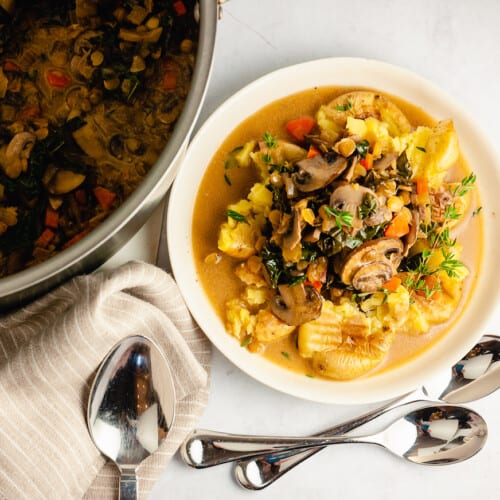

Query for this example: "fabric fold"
[0,261,211,500]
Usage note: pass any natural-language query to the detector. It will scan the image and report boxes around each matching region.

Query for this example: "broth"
[192,86,482,379]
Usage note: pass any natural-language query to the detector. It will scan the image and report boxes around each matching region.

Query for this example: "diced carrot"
[360,153,374,170]
[415,177,428,195]
[305,280,322,291]
[285,117,316,143]
[416,275,443,300]
[93,186,117,211]
[162,59,178,90]
[35,228,55,248]
[306,145,320,158]
[17,103,40,120]
[173,0,187,15]
[4,61,21,72]
[384,212,410,238]
[74,189,87,205]
[383,275,401,292]
[46,69,72,88]
[62,229,89,249]
[162,72,177,90]
[45,208,59,229]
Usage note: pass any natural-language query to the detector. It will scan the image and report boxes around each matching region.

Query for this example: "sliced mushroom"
[119,27,163,43]
[282,208,302,252]
[363,205,392,227]
[73,30,102,55]
[293,154,347,192]
[282,173,297,198]
[340,237,404,292]
[342,155,359,183]
[429,189,453,223]
[329,184,379,229]
[270,283,322,326]
[47,170,86,195]
[373,152,398,171]
[351,262,393,291]
[403,209,420,256]
[3,132,36,179]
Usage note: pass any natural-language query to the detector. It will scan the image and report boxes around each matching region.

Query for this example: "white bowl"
[168,57,500,404]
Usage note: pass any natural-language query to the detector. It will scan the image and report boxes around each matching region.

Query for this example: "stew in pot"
[0,0,197,277]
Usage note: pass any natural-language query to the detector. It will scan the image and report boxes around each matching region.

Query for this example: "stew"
[0,0,197,277]
[193,87,482,381]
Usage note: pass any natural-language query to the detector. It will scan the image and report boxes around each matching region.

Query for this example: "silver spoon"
[235,334,500,490]
[181,405,487,468]
[87,335,176,500]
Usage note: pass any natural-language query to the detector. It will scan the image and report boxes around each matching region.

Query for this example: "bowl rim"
[168,56,500,404]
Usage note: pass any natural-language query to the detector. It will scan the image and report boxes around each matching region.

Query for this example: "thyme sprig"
[263,131,278,148]
[405,173,475,298]
[324,206,354,230]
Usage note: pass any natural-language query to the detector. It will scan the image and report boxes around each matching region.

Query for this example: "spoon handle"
[234,391,426,490]
[181,429,370,468]
[119,470,138,500]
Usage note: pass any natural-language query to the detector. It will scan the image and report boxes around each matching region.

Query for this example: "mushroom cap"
[293,154,347,192]
[270,283,322,326]
[340,237,404,292]
[329,184,379,229]
[351,261,394,292]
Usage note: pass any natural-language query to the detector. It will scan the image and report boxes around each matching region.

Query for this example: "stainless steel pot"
[0,0,218,310]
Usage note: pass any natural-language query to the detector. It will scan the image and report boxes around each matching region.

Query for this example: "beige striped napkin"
[0,261,211,500]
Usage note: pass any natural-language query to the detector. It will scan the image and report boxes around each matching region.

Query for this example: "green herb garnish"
[281,351,291,360]
[335,99,353,112]
[263,131,278,148]
[227,209,248,223]
[452,172,476,197]
[240,336,252,347]
[404,173,475,298]
[324,206,354,230]
[437,249,464,278]
[416,146,427,152]
[396,151,412,179]
[355,139,370,159]
[359,193,378,219]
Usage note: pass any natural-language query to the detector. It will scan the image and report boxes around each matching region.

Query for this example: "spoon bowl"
[435,334,500,403]
[181,405,487,469]
[235,334,500,489]
[87,335,176,499]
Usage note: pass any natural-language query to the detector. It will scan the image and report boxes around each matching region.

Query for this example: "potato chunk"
[254,309,296,343]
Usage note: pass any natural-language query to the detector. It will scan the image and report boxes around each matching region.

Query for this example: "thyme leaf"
[334,99,353,112]
[263,131,278,148]
[227,209,248,223]
[355,139,370,159]
[324,206,353,230]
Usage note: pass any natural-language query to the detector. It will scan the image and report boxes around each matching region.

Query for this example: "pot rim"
[0,0,218,300]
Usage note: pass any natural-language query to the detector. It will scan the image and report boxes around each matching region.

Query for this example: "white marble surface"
[116,1,500,498]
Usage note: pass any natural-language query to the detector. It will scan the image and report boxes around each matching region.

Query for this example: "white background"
[143,1,500,498]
